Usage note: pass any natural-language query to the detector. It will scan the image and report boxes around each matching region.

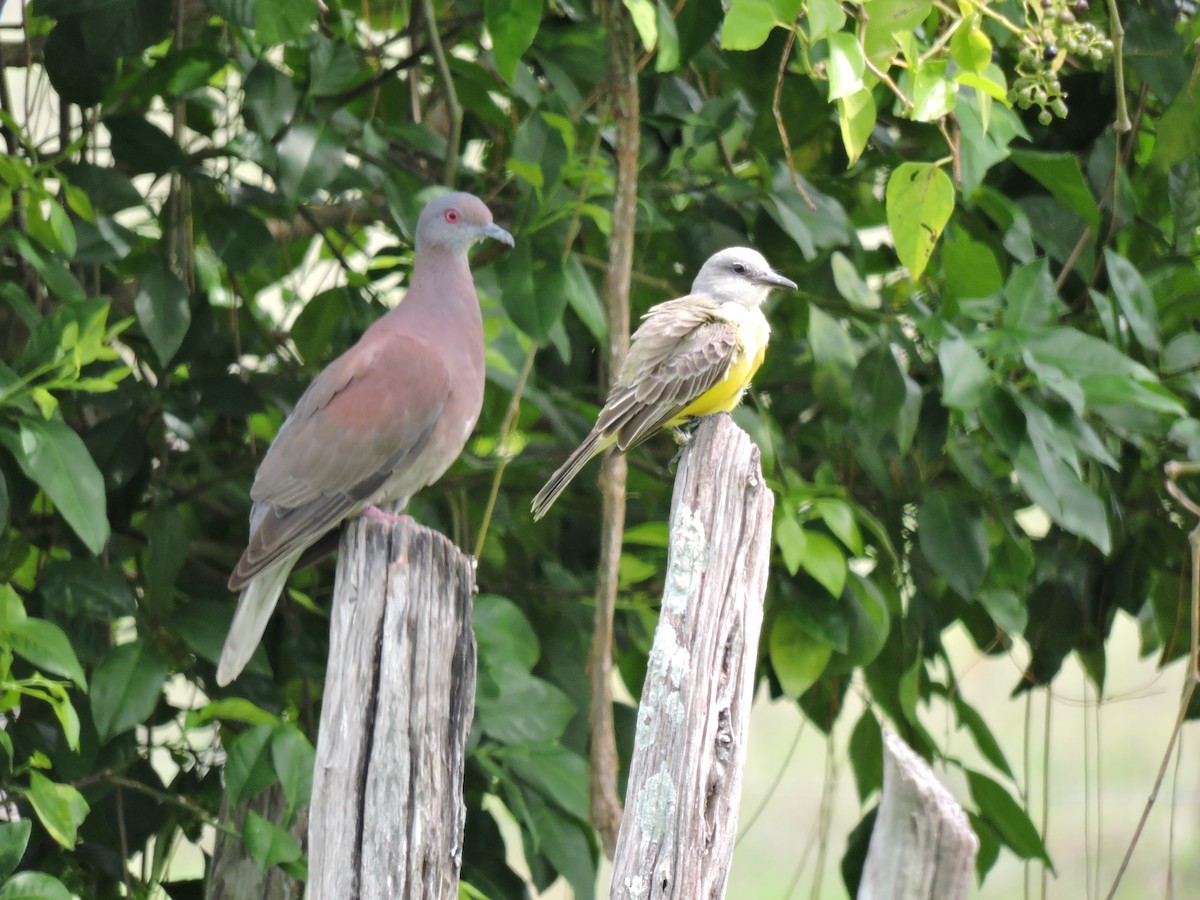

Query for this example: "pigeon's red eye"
[444,209,459,223]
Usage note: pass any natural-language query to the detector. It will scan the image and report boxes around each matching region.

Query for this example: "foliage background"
[0,0,1198,896]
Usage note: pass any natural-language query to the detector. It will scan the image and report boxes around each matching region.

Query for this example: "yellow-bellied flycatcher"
[531,246,795,520]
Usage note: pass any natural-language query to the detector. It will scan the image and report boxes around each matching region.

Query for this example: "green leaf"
[494,239,566,343]
[275,123,346,200]
[26,772,89,849]
[623,0,658,51]
[807,0,845,40]
[206,207,278,273]
[1010,149,1100,231]
[800,530,847,599]
[910,61,956,122]
[271,725,316,815]
[1102,248,1159,352]
[254,0,312,45]
[1150,82,1200,171]
[827,33,864,100]
[0,821,31,881]
[242,61,299,138]
[486,0,542,82]
[225,724,278,806]
[830,252,880,309]
[474,594,539,673]
[0,871,72,900]
[499,744,589,821]
[950,19,991,74]
[563,253,607,342]
[144,500,186,612]
[814,498,862,554]
[243,811,302,870]
[885,163,954,279]
[1164,332,1200,375]
[967,769,1051,865]
[0,618,86,689]
[954,696,1013,779]
[0,417,108,554]
[775,515,805,576]
[90,640,168,744]
[1012,443,1110,553]
[917,491,988,598]
[1024,327,1154,382]
[851,344,906,443]
[291,288,352,365]
[770,602,833,698]
[477,668,576,743]
[38,559,135,619]
[834,574,890,670]
[837,87,876,166]
[1080,375,1186,417]
[654,0,680,71]
[977,588,1027,634]
[720,0,802,51]
[861,0,931,69]
[938,337,991,413]
[135,260,191,367]
[848,710,883,801]
[186,697,282,729]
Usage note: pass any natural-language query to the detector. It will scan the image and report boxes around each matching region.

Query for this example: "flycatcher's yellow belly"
[672,317,769,423]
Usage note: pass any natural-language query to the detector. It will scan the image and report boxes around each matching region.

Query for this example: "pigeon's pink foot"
[362,505,409,523]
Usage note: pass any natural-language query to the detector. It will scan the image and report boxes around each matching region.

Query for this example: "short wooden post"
[857,729,978,900]
[206,785,306,900]
[609,414,774,899]
[308,518,477,900]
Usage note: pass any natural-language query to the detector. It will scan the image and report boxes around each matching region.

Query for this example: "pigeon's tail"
[531,429,614,521]
[216,557,295,686]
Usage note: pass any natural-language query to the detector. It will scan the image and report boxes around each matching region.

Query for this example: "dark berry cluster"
[1010,0,1114,124]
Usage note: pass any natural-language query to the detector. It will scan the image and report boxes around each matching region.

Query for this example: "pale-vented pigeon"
[531,247,795,520]
[217,191,513,686]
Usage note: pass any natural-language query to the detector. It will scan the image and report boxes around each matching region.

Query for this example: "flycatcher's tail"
[531,429,610,520]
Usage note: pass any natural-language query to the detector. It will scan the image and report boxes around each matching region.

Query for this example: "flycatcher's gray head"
[416,191,515,253]
[691,247,797,307]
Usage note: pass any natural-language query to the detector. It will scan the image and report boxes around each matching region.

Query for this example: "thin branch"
[773,28,816,211]
[588,0,640,857]
[420,0,462,185]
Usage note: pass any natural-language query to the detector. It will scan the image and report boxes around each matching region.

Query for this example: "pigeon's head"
[691,247,796,308]
[416,192,514,254]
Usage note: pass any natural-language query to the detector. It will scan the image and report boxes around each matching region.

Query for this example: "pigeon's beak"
[757,270,797,292]
[483,222,515,247]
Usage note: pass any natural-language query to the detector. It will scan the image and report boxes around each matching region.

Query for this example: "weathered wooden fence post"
[857,729,978,900]
[307,517,477,899]
[609,413,774,899]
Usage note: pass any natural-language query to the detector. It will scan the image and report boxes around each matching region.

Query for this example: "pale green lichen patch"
[636,768,677,844]
[635,623,691,748]
[662,504,708,614]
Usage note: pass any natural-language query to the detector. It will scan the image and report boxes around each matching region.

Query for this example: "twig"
[773,28,816,210]
[856,9,911,110]
[116,784,136,899]
[420,0,462,185]
[1106,463,1200,897]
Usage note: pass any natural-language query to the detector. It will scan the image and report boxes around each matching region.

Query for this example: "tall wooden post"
[609,414,774,899]
[307,518,477,899]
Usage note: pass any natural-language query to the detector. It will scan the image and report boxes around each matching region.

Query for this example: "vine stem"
[1104,0,1132,132]
[472,346,536,560]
